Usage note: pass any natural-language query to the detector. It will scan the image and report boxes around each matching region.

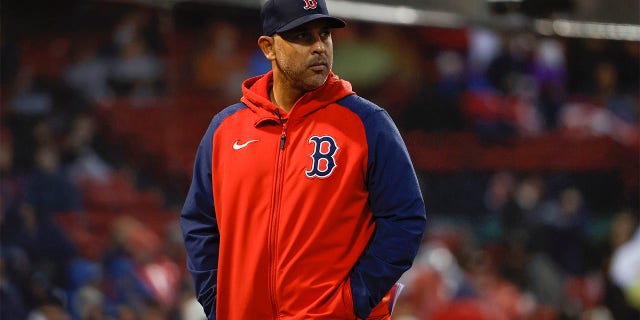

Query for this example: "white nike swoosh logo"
[233,139,259,150]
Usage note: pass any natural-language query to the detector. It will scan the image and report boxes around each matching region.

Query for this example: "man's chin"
[303,74,329,91]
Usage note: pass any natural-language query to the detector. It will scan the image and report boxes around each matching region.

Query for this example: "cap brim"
[275,14,346,35]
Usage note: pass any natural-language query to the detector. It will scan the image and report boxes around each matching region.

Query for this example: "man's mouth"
[309,60,328,71]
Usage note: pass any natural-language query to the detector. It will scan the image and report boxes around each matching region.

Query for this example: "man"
[180,0,427,319]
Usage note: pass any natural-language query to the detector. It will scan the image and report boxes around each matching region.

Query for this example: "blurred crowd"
[395,172,639,320]
[1,1,639,320]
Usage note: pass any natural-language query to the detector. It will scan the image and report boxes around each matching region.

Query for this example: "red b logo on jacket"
[303,0,317,10]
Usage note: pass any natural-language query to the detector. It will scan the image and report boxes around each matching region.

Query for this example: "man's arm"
[350,109,427,319]
[181,121,219,319]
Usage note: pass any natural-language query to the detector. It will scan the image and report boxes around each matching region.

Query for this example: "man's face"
[272,20,334,92]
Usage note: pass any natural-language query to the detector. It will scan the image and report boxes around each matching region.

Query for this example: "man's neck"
[270,76,304,113]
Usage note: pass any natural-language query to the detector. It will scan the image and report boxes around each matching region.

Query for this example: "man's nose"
[311,35,326,54]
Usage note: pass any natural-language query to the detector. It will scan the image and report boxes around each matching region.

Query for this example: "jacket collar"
[240,71,354,126]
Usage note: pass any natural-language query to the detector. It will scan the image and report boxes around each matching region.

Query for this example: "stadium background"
[1,0,638,319]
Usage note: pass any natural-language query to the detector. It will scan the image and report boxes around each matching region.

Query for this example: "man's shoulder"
[336,94,384,119]
[209,102,249,127]
[215,102,248,120]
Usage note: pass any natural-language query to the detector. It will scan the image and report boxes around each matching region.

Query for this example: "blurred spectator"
[531,38,567,129]
[109,35,164,99]
[111,9,164,57]
[22,269,70,320]
[0,248,29,320]
[558,57,639,146]
[396,241,468,319]
[105,7,165,101]
[63,113,113,186]
[537,187,590,275]
[26,291,71,320]
[593,61,639,125]
[74,285,106,320]
[483,171,516,217]
[189,21,248,102]
[25,144,82,219]
[176,277,206,320]
[31,115,59,149]
[9,67,53,116]
[18,144,79,288]
[486,32,535,96]
[435,51,466,102]
[467,28,502,79]
[102,216,158,314]
[10,114,74,179]
[608,210,640,315]
[397,222,547,320]
[63,39,114,102]
[498,175,554,292]
[508,74,544,137]
[102,215,181,318]
[67,259,105,320]
[463,32,548,141]
[609,209,638,251]
[500,175,546,244]
[0,131,32,319]
[0,129,27,235]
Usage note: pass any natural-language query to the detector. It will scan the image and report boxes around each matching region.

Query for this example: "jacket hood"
[240,71,354,124]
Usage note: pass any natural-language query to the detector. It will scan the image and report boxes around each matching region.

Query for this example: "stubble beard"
[275,57,330,92]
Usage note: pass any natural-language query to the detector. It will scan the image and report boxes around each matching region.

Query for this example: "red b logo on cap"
[303,0,317,10]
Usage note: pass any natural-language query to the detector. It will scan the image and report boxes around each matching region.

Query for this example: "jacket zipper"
[269,109,287,318]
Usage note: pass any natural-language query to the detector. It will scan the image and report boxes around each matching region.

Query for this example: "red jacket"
[181,72,426,319]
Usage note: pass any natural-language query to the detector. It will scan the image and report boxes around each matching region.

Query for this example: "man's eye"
[295,32,310,40]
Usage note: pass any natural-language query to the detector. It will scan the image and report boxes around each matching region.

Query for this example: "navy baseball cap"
[261,0,346,36]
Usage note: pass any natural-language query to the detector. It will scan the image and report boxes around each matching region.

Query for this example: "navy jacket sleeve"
[345,97,427,319]
[181,119,219,319]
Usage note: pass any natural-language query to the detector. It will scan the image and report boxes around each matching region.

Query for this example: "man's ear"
[258,36,276,61]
